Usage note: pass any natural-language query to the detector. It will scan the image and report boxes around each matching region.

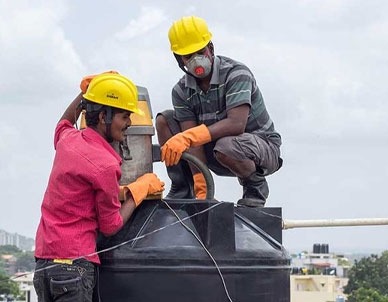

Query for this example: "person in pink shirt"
[33,73,165,302]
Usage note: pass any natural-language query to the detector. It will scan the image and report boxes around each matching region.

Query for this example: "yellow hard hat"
[83,73,144,116]
[168,16,212,55]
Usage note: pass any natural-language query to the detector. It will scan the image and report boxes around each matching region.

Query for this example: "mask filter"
[186,55,212,78]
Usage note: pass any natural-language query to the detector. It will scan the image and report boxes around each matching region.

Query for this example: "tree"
[0,245,21,255]
[348,288,388,302]
[0,246,35,273]
[0,271,19,297]
[15,252,35,272]
[337,257,351,266]
[345,251,388,301]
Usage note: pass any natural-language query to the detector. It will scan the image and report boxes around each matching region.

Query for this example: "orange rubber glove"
[193,173,207,199]
[80,70,119,93]
[161,124,211,166]
[120,173,165,207]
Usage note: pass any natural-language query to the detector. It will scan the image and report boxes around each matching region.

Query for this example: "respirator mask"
[186,54,212,78]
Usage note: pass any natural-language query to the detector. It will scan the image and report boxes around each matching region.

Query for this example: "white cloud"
[0,1,85,105]
[0,122,21,180]
[115,7,167,41]
[1,1,387,252]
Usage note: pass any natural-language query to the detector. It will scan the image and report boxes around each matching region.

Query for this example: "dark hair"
[82,99,124,127]
[85,110,101,127]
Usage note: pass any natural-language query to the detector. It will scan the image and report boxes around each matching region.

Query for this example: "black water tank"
[321,243,329,254]
[313,243,321,253]
[97,200,291,302]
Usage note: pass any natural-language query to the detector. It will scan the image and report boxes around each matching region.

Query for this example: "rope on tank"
[163,200,234,302]
[7,202,225,282]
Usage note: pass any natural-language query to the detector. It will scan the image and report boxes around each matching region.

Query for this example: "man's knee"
[214,149,236,166]
[155,114,168,132]
[155,110,181,136]
[155,113,174,145]
[214,136,234,153]
[213,150,237,163]
[214,150,256,178]
[213,137,243,164]
[213,150,225,164]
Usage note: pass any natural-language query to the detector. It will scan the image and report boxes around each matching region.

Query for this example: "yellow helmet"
[83,73,144,116]
[168,16,212,55]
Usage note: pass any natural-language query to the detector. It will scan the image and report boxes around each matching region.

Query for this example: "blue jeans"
[33,259,96,302]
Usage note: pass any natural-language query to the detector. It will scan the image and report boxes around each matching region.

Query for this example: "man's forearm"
[58,92,84,125]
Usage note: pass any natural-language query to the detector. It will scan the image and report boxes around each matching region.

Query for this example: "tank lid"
[98,200,290,267]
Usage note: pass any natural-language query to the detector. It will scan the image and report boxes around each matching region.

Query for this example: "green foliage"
[0,245,21,255]
[15,251,35,272]
[0,271,19,296]
[0,245,34,298]
[337,257,351,266]
[0,260,5,275]
[347,287,388,302]
[345,251,388,300]
[0,245,35,274]
[308,267,320,275]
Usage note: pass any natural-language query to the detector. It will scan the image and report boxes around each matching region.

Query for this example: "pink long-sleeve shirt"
[35,120,124,264]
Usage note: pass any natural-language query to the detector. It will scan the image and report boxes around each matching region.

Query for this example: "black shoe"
[237,171,269,207]
[237,198,265,207]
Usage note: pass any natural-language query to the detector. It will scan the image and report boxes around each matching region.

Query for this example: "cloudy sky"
[1,0,387,254]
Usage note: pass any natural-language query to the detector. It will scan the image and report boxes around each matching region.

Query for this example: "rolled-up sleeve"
[54,120,76,149]
[94,165,123,236]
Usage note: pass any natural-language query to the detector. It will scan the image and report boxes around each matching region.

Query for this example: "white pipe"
[282,218,388,230]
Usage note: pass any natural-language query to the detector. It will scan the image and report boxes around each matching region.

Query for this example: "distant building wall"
[0,230,35,251]
[13,272,38,302]
[291,275,348,302]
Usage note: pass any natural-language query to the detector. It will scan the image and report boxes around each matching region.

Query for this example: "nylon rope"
[6,202,224,281]
[5,202,285,300]
[162,200,234,302]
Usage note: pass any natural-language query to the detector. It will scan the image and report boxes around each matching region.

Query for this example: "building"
[290,243,349,302]
[1,254,17,276]
[291,274,348,302]
[12,272,37,302]
[0,230,34,252]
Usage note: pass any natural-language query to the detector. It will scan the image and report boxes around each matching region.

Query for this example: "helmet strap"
[175,54,214,79]
[208,41,214,56]
[174,53,192,76]
[104,107,114,143]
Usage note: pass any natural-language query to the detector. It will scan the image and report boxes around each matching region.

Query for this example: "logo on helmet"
[106,93,119,100]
